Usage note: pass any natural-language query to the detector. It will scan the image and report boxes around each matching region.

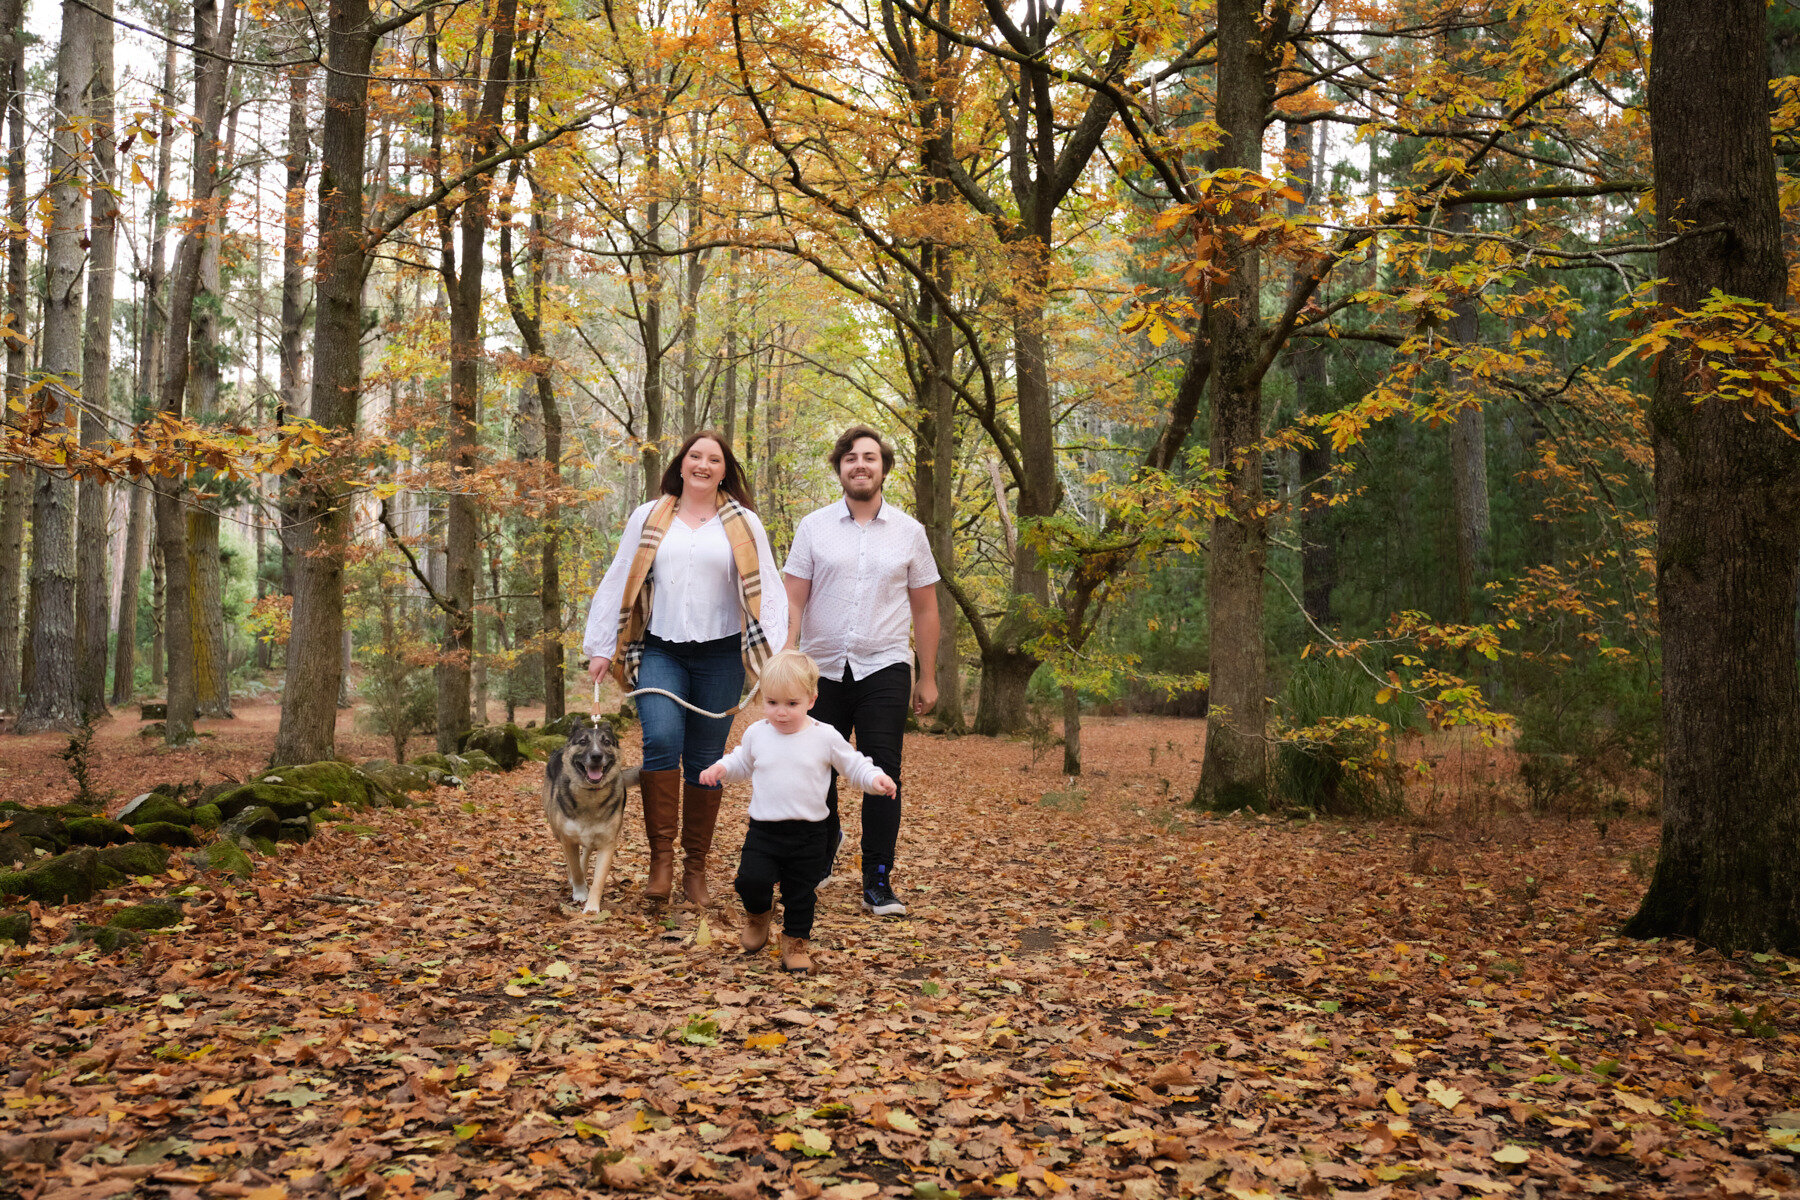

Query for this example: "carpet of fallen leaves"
[5,700,1800,1200]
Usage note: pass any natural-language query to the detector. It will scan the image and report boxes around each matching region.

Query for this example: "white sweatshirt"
[713,719,886,822]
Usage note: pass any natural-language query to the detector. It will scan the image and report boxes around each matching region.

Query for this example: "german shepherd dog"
[544,719,640,914]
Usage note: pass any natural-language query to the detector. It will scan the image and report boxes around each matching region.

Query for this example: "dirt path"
[2,711,1794,1200]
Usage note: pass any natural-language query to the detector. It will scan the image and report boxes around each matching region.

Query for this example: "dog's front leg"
[581,841,618,916]
[562,839,588,905]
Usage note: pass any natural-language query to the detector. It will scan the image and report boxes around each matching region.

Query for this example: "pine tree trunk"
[74,0,116,717]
[17,0,93,734]
[188,508,232,717]
[1621,0,1800,952]
[110,484,145,705]
[0,0,27,716]
[276,0,376,765]
[1195,0,1279,809]
[1289,120,1333,626]
[276,68,308,624]
[1446,204,1489,625]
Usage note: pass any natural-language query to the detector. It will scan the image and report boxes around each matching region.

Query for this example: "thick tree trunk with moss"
[1621,0,1800,952]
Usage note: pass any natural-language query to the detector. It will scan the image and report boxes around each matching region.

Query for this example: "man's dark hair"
[829,425,895,474]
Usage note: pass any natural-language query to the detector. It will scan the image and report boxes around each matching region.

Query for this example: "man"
[783,426,940,917]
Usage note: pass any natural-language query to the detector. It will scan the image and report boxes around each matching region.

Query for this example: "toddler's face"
[763,691,815,734]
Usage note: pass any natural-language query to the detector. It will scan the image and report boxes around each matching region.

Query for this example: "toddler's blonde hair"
[760,650,820,701]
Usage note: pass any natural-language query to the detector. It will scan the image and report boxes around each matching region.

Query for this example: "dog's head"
[565,719,620,786]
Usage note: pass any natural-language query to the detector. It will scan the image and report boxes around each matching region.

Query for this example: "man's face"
[838,437,886,501]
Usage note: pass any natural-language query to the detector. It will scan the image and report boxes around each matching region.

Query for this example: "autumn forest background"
[3,0,1800,1194]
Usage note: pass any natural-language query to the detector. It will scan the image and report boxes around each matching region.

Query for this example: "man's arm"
[782,574,812,651]
[908,584,939,715]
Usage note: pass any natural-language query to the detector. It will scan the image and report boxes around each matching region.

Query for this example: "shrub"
[1272,657,1405,817]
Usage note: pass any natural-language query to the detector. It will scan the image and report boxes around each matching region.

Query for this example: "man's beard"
[842,474,882,501]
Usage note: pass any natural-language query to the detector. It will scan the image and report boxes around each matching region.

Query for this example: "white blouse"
[581,499,788,660]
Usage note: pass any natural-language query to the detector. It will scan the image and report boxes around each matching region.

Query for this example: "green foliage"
[1272,657,1405,818]
[1511,650,1660,817]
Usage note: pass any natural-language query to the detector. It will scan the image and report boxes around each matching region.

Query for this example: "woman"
[582,431,787,907]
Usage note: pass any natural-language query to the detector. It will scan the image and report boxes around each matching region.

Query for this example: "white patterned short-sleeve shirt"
[783,498,940,680]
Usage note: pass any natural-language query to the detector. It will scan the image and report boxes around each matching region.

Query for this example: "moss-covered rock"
[0,848,101,904]
[83,924,142,952]
[186,839,254,879]
[95,842,171,881]
[0,832,37,868]
[540,711,594,738]
[213,783,328,821]
[276,814,314,843]
[64,816,132,847]
[0,911,29,944]
[190,804,221,831]
[261,762,392,810]
[458,725,523,771]
[359,759,436,795]
[220,805,280,846]
[106,900,185,931]
[2,810,71,854]
[460,749,500,775]
[127,821,202,848]
[121,795,194,827]
[525,734,568,761]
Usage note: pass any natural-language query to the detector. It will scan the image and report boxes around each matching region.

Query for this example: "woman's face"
[681,438,727,498]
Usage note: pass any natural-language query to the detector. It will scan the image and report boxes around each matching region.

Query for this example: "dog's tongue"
[584,766,606,784]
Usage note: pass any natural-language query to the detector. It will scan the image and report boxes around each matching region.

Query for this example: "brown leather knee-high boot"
[680,780,723,906]
[640,769,681,903]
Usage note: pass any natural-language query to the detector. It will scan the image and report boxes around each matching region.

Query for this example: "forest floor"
[4,696,1799,1200]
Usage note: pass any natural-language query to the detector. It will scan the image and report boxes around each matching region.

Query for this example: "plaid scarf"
[612,493,771,712]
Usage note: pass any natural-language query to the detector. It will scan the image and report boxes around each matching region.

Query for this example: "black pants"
[735,819,831,938]
[810,660,908,882]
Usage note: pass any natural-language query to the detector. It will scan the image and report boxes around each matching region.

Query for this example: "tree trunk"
[0,0,28,716]
[275,0,377,765]
[1061,685,1081,776]
[1195,0,1278,809]
[1288,119,1333,627]
[154,0,235,745]
[114,33,176,707]
[640,181,665,501]
[17,0,93,734]
[74,0,116,717]
[276,67,309,624]
[150,514,164,687]
[188,508,232,717]
[1621,0,1800,952]
[1446,204,1489,625]
[434,0,518,754]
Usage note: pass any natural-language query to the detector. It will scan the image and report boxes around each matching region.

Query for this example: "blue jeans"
[636,632,744,784]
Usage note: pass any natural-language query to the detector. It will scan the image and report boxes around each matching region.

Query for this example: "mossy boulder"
[0,833,32,868]
[2,810,71,854]
[213,783,328,822]
[106,900,185,931]
[458,725,524,771]
[187,839,254,879]
[220,806,280,847]
[261,762,392,810]
[82,924,141,952]
[95,842,171,882]
[121,795,193,828]
[459,749,500,775]
[0,911,29,944]
[127,822,202,848]
[525,734,568,761]
[0,848,102,904]
[139,702,167,720]
[190,804,222,831]
[540,711,594,738]
[276,815,314,843]
[359,759,437,795]
[64,816,132,847]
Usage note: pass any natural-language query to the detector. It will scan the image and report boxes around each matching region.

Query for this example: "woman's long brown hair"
[658,429,756,511]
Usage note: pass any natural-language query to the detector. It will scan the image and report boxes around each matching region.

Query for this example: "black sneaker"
[861,876,907,917]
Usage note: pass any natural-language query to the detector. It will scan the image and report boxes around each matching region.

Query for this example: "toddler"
[699,650,895,972]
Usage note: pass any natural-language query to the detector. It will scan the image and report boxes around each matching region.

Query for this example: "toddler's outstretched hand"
[698,762,726,788]
[871,772,898,798]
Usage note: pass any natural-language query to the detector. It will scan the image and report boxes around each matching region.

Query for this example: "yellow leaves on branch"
[1609,290,1800,437]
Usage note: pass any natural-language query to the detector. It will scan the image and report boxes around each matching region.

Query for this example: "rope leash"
[593,678,761,721]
